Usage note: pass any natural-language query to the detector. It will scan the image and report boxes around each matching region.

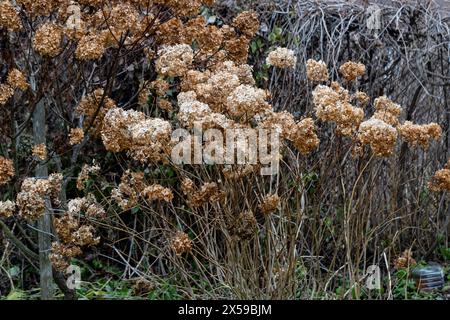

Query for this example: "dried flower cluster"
[69,128,85,145]
[0,0,22,32]
[357,119,398,156]
[50,194,104,270]
[16,173,62,221]
[32,143,47,161]
[76,89,116,136]
[171,231,192,255]
[0,200,15,218]
[156,44,194,77]
[111,170,146,211]
[76,163,100,190]
[33,23,63,57]
[75,33,107,61]
[339,61,366,81]
[397,121,442,149]
[372,96,402,126]
[228,211,258,240]
[0,156,14,185]
[0,84,14,106]
[102,107,172,163]
[429,160,450,192]
[306,59,329,82]
[7,69,29,91]
[142,184,174,202]
[181,179,225,208]
[266,47,297,69]
[259,194,280,215]
[394,249,417,269]
[312,85,364,136]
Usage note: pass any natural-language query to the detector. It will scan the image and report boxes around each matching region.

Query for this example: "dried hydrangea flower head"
[32,143,47,161]
[429,160,450,192]
[312,85,364,137]
[312,85,341,122]
[357,118,398,156]
[394,249,416,269]
[339,61,366,81]
[76,89,116,136]
[33,23,63,57]
[372,96,402,126]
[334,101,365,136]
[0,0,22,32]
[102,106,172,163]
[306,59,329,82]
[0,156,14,185]
[232,11,259,38]
[75,33,107,60]
[259,194,280,215]
[266,47,297,69]
[156,44,194,77]
[171,231,192,255]
[16,173,63,221]
[397,121,442,149]
[0,200,15,218]
[111,170,145,211]
[230,210,258,240]
[142,184,174,202]
[188,182,225,208]
[69,128,84,145]
[76,163,100,190]
[0,84,14,106]
[7,69,28,91]
[352,91,370,108]
[289,118,320,155]
[226,84,271,118]
[49,242,82,271]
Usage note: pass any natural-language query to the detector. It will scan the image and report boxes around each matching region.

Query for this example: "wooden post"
[33,99,54,300]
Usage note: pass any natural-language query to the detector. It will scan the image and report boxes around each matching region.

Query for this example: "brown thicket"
[0,0,449,300]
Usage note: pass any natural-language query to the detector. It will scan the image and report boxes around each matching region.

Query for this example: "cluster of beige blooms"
[0,0,22,32]
[0,200,15,218]
[50,194,104,270]
[171,231,193,255]
[32,143,47,161]
[0,156,14,185]
[111,170,173,211]
[16,173,63,221]
[307,59,442,156]
[429,160,450,192]
[266,47,297,69]
[68,128,85,145]
[393,249,416,270]
[258,194,280,215]
[102,107,172,164]
[0,68,28,106]
[181,178,226,208]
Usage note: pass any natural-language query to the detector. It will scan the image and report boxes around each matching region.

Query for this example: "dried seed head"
[171,232,192,255]
[429,160,450,192]
[306,59,329,82]
[7,69,28,91]
[266,47,297,69]
[357,118,398,156]
[33,23,63,57]
[397,121,442,149]
[0,84,14,106]
[259,194,280,215]
[0,200,15,218]
[0,156,14,185]
[32,143,47,161]
[339,61,365,81]
[69,128,84,145]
